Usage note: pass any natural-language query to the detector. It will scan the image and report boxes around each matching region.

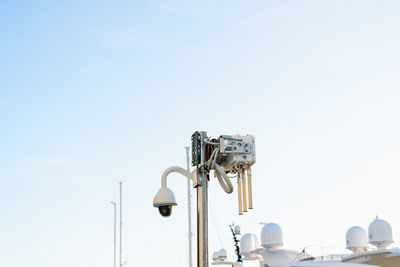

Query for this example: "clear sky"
[1,1,400,267]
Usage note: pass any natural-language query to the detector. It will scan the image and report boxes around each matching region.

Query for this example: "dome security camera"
[153,187,177,217]
[158,205,173,217]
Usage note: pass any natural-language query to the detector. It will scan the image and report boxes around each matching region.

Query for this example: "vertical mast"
[119,181,123,267]
[111,201,116,267]
[193,131,208,267]
[185,146,193,267]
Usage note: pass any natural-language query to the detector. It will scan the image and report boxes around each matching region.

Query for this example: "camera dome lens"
[158,205,172,217]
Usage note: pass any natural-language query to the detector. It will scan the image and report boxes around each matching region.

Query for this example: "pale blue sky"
[1,1,400,267]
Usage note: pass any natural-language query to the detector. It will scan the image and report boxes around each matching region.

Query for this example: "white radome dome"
[212,251,219,261]
[346,226,368,253]
[240,233,259,259]
[234,225,241,235]
[261,223,283,249]
[218,248,227,261]
[368,219,393,249]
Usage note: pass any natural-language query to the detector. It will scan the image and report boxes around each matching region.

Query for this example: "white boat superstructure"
[341,219,400,267]
[343,249,400,267]
[211,219,400,267]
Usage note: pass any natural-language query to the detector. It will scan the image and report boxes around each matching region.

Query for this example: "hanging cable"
[210,207,225,249]
[206,146,233,194]
[204,139,219,146]
[214,163,233,193]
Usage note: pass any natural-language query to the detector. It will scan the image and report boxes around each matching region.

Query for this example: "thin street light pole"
[185,146,193,267]
[110,201,117,267]
[119,181,123,267]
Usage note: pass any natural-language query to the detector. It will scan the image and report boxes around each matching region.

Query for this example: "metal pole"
[119,181,123,267]
[110,201,117,267]
[185,146,193,267]
[197,132,208,267]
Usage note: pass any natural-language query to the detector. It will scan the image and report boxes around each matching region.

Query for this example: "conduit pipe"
[214,163,233,194]
[161,166,196,188]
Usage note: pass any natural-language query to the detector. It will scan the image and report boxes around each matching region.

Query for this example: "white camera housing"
[153,187,177,217]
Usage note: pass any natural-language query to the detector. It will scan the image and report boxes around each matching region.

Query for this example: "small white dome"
[240,233,259,257]
[261,223,283,249]
[368,219,393,249]
[346,226,368,253]
[234,225,241,235]
[212,251,219,261]
[218,248,227,261]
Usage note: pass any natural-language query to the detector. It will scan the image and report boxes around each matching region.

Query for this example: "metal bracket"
[191,132,201,166]
[193,166,204,187]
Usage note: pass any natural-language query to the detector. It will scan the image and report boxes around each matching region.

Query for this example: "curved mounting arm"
[161,166,195,188]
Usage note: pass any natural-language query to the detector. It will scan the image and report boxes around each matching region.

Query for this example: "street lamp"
[153,131,256,267]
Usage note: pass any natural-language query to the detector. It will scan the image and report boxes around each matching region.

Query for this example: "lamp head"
[153,187,177,217]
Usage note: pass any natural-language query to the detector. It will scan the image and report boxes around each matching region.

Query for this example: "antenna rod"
[185,147,193,267]
[119,181,123,267]
[237,173,243,215]
[247,169,253,209]
[242,170,247,212]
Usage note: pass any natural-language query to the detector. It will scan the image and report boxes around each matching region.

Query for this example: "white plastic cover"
[240,233,259,257]
[212,251,219,261]
[152,187,177,207]
[368,219,393,249]
[234,225,241,235]
[218,248,227,261]
[346,226,368,253]
[261,223,283,249]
